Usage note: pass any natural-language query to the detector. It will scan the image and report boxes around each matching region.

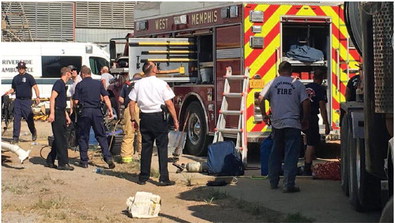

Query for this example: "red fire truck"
[110,2,361,156]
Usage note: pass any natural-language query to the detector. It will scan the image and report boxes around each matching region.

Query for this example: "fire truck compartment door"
[128,38,196,77]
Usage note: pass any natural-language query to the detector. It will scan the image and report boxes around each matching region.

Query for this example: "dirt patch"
[2,149,292,223]
[2,121,301,223]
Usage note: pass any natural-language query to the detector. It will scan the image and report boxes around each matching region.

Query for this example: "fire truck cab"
[110,2,360,156]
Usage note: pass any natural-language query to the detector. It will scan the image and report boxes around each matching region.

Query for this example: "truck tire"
[341,114,350,196]
[185,101,209,156]
[349,137,381,212]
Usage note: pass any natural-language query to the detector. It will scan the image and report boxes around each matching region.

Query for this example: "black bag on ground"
[65,122,78,148]
[207,141,244,176]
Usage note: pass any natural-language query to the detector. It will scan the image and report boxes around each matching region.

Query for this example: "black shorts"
[305,115,320,146]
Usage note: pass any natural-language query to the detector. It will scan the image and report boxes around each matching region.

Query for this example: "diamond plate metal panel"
[373,2,393,114]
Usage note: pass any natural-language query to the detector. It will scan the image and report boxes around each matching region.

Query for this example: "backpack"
[207,141,244,176]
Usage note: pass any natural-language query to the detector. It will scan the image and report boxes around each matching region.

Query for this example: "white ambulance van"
[0,42,110,99]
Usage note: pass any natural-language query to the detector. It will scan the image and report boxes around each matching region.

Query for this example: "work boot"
[158,180,176,186]
[79,162,88,168]
[44,162,57,169]
[57,164,74,171]
[106,159,115,169]
[303,162,312,176]
[137,180,147,185]
[10,138,19,144]
[282,186,301,193]
[32,130,37,141]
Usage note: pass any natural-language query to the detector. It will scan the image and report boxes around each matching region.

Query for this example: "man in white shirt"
[100,66,114,91]
[128,61,179,186]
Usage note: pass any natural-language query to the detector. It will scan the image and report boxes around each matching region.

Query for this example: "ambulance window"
[42,56,82,77]
[90,57,109,75]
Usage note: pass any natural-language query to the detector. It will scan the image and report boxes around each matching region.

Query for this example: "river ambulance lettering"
[2,59,34,73]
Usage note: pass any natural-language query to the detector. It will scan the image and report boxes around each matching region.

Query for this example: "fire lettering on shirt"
[277,88,293,95]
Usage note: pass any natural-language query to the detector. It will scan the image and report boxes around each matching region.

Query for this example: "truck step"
[216,128,242,134]
[223,92,243,98]
[220,110,243,115]
[225,75,247,80]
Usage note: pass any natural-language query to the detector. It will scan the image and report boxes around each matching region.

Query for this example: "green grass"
[2,184,29,195]
[150,168,160,178]
[31,195,67,210]
[283,212,314,222]
[202,189,230,204]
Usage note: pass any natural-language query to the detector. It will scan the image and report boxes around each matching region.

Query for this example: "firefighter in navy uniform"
[45,67,74,171]
[73,66,115,169]
[3,61,40,144]
[129,61,179,186]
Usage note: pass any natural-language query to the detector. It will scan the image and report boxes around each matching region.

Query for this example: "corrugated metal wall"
[2,1,134,42]
[75,2,134,29]
[2,2,74,41]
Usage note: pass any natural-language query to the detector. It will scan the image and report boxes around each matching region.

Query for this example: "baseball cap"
[16,61,27,69]
[67,65,77,71]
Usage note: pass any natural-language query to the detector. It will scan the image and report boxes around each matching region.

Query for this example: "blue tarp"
[286,45,324,62]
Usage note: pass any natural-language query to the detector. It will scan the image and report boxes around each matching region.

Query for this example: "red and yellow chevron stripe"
[244,3,361,133]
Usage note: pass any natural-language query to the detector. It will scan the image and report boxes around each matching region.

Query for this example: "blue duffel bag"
[207,141,244,176]
[260,135,273,176]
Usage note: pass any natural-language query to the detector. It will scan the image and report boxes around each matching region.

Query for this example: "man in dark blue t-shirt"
[303,67,330,175]
[4,61,40,144]
[46,67,74,171]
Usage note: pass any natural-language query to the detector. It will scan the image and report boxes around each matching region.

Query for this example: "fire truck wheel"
[349,137,381,212]
[341,114,350,196]
[185,101,209,156]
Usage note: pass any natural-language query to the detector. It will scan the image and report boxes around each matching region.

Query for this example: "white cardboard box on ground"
[126,192,161,218]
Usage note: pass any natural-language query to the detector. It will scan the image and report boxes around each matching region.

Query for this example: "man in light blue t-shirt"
[259,61,310,193]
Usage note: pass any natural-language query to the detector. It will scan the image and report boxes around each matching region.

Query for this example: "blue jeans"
[269,127,301,189]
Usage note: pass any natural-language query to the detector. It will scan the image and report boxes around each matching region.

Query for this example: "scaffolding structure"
[1,2,33,41]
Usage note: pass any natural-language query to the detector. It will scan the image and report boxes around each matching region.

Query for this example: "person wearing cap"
[3,61,40,144]
[129,61,179,186]
[119,73,142,163]
[345,64,362,102]
[45,67,74,171]
[73,66,115,169]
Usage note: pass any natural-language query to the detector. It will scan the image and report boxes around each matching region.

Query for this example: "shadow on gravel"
[159,213,192,223]
[177,186,285,222]
[29,156,46,166]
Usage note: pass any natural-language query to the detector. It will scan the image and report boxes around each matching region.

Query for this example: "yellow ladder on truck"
[213,66,250,165]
